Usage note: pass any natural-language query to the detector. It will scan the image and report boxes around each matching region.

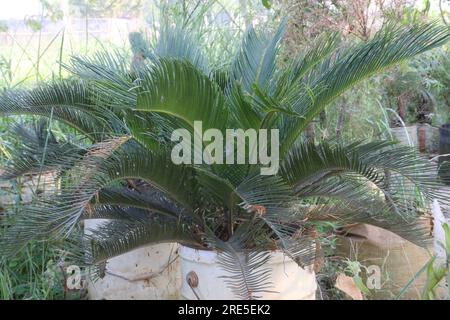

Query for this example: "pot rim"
[179,244,310,265]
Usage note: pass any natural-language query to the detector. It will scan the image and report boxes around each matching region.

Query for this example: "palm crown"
[1,21,449,299]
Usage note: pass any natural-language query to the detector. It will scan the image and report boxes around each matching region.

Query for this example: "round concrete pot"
[85,219,181,300]
[179,245,317,300]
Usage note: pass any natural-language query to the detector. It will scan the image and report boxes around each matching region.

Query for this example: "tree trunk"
[319,110,327,128]
[336,101,347,142]
[305,123,315,143]
[397,94,407,122]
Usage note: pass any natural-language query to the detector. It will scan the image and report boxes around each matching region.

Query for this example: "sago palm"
[0,21,449,299]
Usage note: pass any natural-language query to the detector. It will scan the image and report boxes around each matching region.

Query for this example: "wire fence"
[0,18,142,47]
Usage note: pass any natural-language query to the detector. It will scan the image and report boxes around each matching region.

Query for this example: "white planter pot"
[390,125,418,147]
[179,245,317,300]
[84,219,181,300]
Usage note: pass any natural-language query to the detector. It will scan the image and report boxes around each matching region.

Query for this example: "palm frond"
[0,137,198,255]
[280,22,450,155]
[206,221,274,300]
[136,58,227,132]
[95,187,188,220]
[283,141,443,197]
[301,202,432,247]
[272,32,340,99]
[230,20,286,94]
[154,25,209,74]
[66,50,136,110]
[129,31,153,59]
[82,205,154,221]
[0,122,86,179]
[0,80,120,140]
[281,141,445,244]
[235,173,317,266]
[83,218,198,265]
[225,83,262,130]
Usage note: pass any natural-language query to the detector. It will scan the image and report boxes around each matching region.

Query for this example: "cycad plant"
[0,21,449,299]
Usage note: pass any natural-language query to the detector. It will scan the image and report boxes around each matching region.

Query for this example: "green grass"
[0,31,129,89]
[0,17,133,301]
[0,239,83,300]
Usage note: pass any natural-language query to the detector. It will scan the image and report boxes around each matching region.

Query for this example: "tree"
[0,21,449,299]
